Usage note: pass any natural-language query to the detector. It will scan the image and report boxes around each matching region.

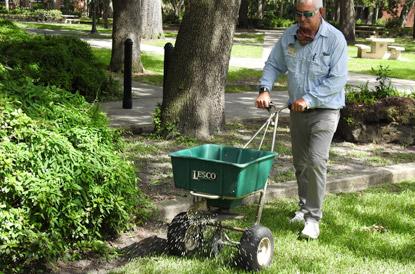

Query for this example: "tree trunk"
[173,0,185,18]
[413,6,415,39]
[91,0,98,34]
[367,6,374,25]
[335,1,340,23]
[399,0,415,28]
[142,0,163,39]
[110,0,143,73]
[257,0,264,19]
[238,0,249,28]
[161,0,241,139]
[279,2,285,17]
[373,6,379,25]
[5,0,9,11]
[339,0,355,44]
[102,0,111,29]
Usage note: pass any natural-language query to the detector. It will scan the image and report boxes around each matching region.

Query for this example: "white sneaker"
[300,220,320,239]
[289,211,305,223]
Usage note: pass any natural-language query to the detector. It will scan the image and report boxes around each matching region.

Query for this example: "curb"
[156,162,415,222]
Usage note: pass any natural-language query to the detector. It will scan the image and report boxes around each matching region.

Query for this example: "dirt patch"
[336,97,415,145]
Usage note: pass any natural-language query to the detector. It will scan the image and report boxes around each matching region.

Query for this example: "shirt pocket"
[284,53,297,74]
[310,54,330,80]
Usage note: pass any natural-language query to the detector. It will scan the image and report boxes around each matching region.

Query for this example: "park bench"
[355,43,371,58]
[387,45,405,60]
[62,15,80,24]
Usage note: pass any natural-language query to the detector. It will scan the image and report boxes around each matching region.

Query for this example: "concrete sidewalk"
[99,82,290,131]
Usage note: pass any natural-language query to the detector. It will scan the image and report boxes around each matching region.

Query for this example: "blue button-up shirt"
[260,19,348,109]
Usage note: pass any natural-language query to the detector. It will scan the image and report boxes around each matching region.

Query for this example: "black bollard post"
[163,43,174,93]
[123,38,133,109]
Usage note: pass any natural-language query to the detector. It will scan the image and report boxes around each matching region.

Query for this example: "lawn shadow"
[120,236,168,262]
[53,236,168,273]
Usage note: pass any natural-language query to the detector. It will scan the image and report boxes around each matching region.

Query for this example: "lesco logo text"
[192,170,217,181]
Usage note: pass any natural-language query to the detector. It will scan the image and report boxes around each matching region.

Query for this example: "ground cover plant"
[0,21,152,273]
[0,62,153,273]
[108,180,415,273]
[0,20,118,102]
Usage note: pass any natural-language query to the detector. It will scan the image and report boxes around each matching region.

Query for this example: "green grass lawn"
[109,180,415,273]
[348,45,415,80]
[143,32,264,59]
[15,21,112,35]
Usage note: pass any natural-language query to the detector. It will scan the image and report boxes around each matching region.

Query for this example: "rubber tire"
[237,224,274,271]
[167,212,203,256]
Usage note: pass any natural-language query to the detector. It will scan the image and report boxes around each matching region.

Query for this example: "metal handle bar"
[243,103,288,152]
[190,191,220,199]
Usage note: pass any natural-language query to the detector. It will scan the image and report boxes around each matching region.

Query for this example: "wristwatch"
[259,87,269,94]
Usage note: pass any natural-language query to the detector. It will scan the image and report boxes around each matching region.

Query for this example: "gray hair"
[296,0,323,9]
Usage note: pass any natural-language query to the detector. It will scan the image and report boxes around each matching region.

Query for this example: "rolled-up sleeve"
[260,41,287,92]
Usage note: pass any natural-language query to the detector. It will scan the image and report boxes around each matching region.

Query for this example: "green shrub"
[375,18,386,26]
[0,8,62,22]
[0,65,153,273]
[32,9,63,22]
[346,65,399,105]
[0,20,118,101]
[262,12,293,28]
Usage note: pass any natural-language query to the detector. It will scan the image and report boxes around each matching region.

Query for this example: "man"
[256,0,348,239]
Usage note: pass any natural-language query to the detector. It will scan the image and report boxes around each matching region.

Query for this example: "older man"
[256,0,348,239]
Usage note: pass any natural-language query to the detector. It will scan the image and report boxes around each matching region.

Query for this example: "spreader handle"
[190,191,220,199]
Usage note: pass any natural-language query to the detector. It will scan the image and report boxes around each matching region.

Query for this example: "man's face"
[296,1,321,32]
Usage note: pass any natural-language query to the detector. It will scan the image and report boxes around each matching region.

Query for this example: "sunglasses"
[295,9,318,18]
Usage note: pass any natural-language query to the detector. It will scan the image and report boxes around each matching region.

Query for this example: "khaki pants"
[290,109,340,222]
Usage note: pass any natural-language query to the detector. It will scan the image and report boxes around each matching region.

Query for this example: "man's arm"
[256,41,287,108]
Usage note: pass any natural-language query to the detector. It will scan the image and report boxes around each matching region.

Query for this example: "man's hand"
[291,98,308,112]
[255,92,271,109]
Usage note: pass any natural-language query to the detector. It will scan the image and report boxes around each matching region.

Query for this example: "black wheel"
[237,224,274,271]
[167,212,203,256]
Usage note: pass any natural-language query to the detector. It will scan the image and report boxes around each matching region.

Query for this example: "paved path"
[100,82,290,130]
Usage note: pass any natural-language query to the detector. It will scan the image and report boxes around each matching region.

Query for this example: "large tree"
[90,0,98,34]
[413,4,415,38]
[142,0,163,39]
[339,0,356,43]
[161,0,241,139]
[110,0,144,73]
[238,0,249,27]
[398,0,415,27]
